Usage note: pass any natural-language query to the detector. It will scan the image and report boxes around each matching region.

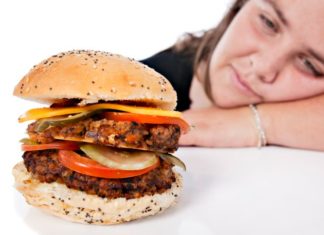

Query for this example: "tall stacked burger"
[12,50,189,224]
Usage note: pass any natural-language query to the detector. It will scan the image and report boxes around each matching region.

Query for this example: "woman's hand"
[179,106,258,147]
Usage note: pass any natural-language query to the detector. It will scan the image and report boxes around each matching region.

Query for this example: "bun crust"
[13,50,177,110]
[12,162,183,225]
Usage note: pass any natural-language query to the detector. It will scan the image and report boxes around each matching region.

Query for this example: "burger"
[12,50,189,224]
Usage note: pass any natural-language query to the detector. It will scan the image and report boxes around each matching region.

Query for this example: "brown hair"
[172,0,249,102]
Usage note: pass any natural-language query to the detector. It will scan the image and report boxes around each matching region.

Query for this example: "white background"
[2,1,324,235]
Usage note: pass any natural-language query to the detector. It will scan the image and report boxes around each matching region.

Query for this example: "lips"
[230,65,261,98]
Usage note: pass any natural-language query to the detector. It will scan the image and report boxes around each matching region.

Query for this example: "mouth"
[229,65,261,99]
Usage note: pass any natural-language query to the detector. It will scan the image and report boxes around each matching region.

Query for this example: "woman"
[142,0,324,151]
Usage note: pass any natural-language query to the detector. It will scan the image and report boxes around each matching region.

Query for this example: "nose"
[250,53,281,84]
[258,69,278,83]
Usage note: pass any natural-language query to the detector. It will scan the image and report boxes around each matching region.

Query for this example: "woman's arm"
[259,95,324,151]
[180,94,324,151]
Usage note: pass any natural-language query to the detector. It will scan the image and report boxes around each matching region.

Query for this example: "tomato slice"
[57,150,160,179]
[104,112,190,134]
[21,141,80,151]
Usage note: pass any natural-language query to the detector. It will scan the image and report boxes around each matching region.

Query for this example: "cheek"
[267,69,324,101]
[210,8,261,72]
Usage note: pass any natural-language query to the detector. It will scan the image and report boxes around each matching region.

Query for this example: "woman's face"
[209,0,324,107]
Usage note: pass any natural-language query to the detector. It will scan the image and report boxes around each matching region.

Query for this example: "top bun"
[13,50,177,110]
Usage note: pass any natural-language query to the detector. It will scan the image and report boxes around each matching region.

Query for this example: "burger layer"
[27,118,180,153]
[22,150,176,200]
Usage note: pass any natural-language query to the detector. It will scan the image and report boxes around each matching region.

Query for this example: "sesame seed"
[129,81,136,87]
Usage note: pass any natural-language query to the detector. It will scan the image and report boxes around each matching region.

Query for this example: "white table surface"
[3,146,324,235]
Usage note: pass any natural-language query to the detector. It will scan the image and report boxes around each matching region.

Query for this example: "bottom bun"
[12,161,183,225]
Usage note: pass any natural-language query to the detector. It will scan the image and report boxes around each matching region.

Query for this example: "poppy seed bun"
[13,50,177,110]
[13,162,183,225]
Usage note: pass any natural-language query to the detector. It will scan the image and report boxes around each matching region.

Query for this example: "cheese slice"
[18,103,182,122]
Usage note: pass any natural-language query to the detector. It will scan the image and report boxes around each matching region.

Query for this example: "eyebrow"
[262,0,289,28]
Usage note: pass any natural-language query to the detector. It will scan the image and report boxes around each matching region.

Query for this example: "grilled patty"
[23,150,176,199]
[27,118,181,153]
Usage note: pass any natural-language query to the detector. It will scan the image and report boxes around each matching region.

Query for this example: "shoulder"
[141,49,194,111]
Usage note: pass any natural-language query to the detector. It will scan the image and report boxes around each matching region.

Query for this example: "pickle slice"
[80,144,159,170]
[158,153,186,171]
[34,110,101,132]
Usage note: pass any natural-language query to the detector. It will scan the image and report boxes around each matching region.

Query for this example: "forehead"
[272,0,324,45]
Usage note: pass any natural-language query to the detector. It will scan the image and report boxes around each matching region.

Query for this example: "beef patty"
[27,118,180,153]
[23,150,176,200]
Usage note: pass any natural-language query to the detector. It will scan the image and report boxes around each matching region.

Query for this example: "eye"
[259,14,278,33]
[298,55,323,77]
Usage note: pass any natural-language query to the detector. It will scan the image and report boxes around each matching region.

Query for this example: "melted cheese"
[19,103,182,122]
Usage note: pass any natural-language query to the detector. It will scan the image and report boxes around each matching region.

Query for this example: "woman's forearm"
[259,95,324,151]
